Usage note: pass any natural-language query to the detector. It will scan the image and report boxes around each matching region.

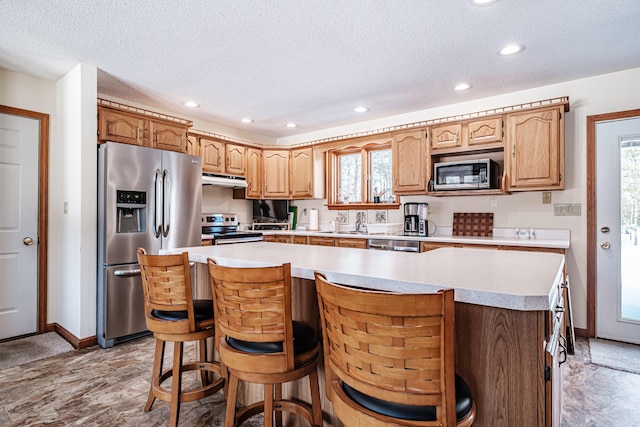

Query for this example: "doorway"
[588,110,640,345]
[0,105,49,340]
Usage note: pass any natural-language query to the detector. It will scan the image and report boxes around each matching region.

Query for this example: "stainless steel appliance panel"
[161,150,202,250]
[102,264,147,340]
[100,142,162,265]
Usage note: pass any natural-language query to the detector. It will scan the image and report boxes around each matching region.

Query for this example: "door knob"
[600,242,611,250]
[23,237,34,246]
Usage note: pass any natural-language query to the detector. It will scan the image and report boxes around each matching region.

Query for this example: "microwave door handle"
[162,169,170,238]
[153,169,162,238]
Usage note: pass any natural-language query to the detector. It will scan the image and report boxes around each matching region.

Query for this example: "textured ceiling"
[1,1,640,140]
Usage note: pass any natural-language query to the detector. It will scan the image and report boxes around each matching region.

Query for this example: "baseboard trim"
[48,323,98,349]
[575,327,588,338]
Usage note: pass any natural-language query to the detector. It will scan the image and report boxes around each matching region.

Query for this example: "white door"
[596,117,640,344]
[0,112,39,340]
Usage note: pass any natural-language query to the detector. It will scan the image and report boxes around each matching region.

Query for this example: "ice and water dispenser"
[116,190,147,233]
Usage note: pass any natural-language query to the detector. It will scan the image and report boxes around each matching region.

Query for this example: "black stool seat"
[151,299,213,322]
[227,321,318,355]
[343,374,474,422]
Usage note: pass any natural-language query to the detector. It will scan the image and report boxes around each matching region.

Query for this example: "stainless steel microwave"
[433,159,501,191]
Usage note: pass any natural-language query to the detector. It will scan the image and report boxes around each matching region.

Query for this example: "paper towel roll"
[309,209,319,230]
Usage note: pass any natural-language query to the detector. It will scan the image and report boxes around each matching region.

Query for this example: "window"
[328,139,395,208]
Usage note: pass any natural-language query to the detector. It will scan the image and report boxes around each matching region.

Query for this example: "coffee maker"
[404,202,429,236]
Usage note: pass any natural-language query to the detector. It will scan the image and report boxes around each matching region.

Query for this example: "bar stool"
[207,259,322,427]
[314,272,476,427]
[136,248,225,427]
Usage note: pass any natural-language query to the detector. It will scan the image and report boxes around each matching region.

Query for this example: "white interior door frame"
[0,105,49,337]
[587,108,640,338]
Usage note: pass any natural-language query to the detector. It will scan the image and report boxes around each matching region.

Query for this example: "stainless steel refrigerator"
[97,142,202,348]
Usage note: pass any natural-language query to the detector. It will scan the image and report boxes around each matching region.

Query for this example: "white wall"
[53,63,98,339]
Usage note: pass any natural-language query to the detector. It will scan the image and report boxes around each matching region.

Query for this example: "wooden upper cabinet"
[246,147,263,199]
[200,138,225,173]
[98,104,191,153]
[431,117,503,153]
[226,143,246,176]
[263,150,290,198]
[468,117,503,146]
[431,123,462,150]
[98,108,147,146]
[186,134,199,156]
[393,129,427,194]
[505,106,564,191]
[151,121,187,153]
[290,147,313,198]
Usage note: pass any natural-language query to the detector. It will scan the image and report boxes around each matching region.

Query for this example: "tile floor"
[0,335,638,426]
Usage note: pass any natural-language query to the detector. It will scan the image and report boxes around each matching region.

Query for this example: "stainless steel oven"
[202,213,263,244]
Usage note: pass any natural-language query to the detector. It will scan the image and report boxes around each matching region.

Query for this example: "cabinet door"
[200,138,225,174]
[98,108,147,146]
[308,236,335,247]
[393,129,427,194]
[151,121,187,153]
[468,117,503,146]
[186,134,199,156]
[263,150,290,198]
[431,123,462,150]
[335,238,368,249]
[506,107,563,190]
[292,235,308,244]
[246,147,263,199]
[290,147,313,198]
[226,143,246,176]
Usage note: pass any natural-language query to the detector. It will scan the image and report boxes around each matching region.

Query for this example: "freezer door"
[100,264,147,342]
[161,150,202,249]
[99,142,162,264]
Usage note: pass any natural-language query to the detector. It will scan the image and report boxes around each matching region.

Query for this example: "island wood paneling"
[194,264,552,427]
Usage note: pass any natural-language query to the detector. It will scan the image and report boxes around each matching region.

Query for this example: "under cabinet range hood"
[202,173,248,188]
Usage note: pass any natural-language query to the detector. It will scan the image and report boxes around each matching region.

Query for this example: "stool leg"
[309,369,323,426]
[264,383,274,427]
[225,373,239,427]
[274,383,283,427]
[169,342,184,427]
[145,339,165,412]
[198,339,209,386]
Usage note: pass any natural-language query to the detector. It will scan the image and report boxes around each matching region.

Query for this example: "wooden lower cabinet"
[292,235,308,244]
[335,238,368,249]
[263,234,293,244]
[308,236,336,247]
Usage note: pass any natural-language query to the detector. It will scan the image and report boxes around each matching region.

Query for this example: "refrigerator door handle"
[163,169,171,238]
[153,168,162,238]
[114,268,141,277]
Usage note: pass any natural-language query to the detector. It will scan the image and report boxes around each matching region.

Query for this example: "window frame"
[326,138,399,210]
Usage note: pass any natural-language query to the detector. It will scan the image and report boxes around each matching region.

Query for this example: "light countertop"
[258,227,570,249]
[162,243,565,311]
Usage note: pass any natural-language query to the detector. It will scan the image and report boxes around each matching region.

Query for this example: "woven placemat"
[452,212,494,237]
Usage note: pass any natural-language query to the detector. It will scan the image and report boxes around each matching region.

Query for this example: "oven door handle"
[215,238,261,245]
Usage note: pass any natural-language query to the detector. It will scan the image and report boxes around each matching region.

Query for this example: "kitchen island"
[163,243,566,426]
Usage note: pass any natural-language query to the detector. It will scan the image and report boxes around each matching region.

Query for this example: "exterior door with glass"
[596,117,640,344]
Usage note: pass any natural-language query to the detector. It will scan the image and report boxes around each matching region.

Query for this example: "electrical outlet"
[302,208,308,216]
[554,203,582,216]
[542,192,551,204]
[490,197,497,208]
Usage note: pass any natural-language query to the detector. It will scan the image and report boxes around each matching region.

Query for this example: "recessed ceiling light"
[499,44,524,56]
[183,101,199,108]
[241,118,253,123]
[454,83,472,91]
[354,106,369,113]
[285,123,298,128]
[470,0,496,5]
